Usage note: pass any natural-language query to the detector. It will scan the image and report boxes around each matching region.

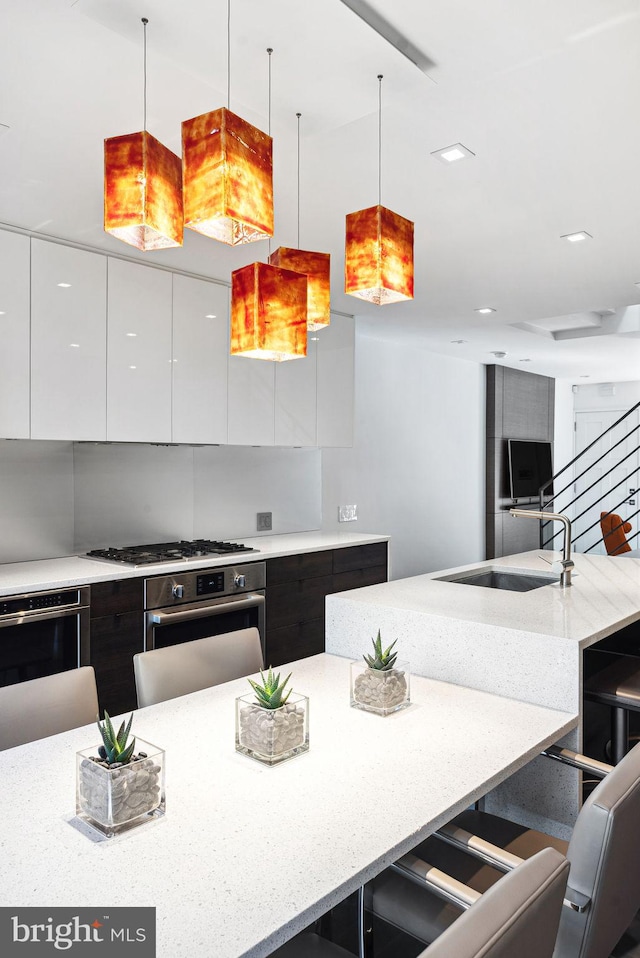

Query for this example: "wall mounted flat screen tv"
[507,440,554,499]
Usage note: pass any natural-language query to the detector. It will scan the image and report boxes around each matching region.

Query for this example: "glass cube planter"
[76,739,165,838]
[350,661,411,716]
[236,693,309,766]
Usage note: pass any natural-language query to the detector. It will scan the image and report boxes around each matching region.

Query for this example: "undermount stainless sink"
[436,570,556,592]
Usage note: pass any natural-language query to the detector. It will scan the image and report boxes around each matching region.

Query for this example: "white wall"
[573,381,640,412]
[554,378,575,480]
[322,330,485,580]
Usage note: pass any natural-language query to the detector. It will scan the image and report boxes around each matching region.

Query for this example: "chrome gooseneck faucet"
[510,509,574,588]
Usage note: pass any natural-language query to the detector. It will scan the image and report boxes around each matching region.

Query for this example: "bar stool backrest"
[0,667,99,750]
[560,741,640,958]
[424,848,568,958]
[134,627,264,708]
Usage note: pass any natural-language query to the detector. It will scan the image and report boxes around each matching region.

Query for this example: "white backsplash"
[0,440,322,562]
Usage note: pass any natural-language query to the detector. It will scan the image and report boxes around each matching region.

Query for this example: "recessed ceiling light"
[129,365,137,370]
[491,351,507,358]
[69,343,80,348]
[57,282,72,288]
[450,339,467,344]
[126,332,137,338]
[0,124,9,135]
[310,336,319,341]
[432,143,475,164]
[579,374,590,378]
[475,307,496,315]
[519,358,531,363]
[561,231,593,243]
[205,314,217,319]
[634,282,640,289]
[0,311,6,316]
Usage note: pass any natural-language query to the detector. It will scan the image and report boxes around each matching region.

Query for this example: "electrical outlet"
[338,504,358,522]
[257,512,272,531]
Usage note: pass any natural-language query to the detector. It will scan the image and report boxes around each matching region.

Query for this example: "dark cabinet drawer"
[89,612,143,716]
[265,619,325,668]
[267,575,333,630]
[332,565,388,594]
[267,551,333,585]
[332,542,388,574]
[90,578,144,618]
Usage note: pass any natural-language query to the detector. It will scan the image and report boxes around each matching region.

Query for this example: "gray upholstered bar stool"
[133,627,264,707]
[370,742,640,958]
[0,666,99,750]
[271,847,568,958]
[584,656,640,765]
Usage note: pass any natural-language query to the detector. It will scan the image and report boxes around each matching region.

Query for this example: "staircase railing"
[538,401,640,554]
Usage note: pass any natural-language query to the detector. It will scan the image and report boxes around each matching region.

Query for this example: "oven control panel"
[0,589,81,617]
[145,561,267,610]
[196,572,225,596]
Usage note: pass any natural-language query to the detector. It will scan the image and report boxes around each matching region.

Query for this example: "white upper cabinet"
[316,314,355,447]
[227,356,276,446]
[0,231,30,438]
[107,258,172,443]
[275,338,317,446]
[172,275,228,444]
[31,239,107,440]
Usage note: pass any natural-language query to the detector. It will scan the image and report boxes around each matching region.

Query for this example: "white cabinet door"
[227,356,275,446]
[107,258,172,442]
[316,314,355,447]
[31,239,107,440]
[0,231,30,438]
[172,275,228,444]
[275,338,317,446]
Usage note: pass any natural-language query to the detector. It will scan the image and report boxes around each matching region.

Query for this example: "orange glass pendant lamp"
[345,75,414,305]
[231,262,307,361]
[104,19,183,251]
[182,108,273,246]
[269,113,330,330]
[104,132,183,250]
[269,247,330,331]
[345,204,413,304]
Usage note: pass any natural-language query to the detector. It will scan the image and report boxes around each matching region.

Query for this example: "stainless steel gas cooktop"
[86,539,259,567]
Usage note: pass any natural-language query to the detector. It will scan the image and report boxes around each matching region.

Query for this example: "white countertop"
[0,653,576,957]
[0,532,389,597]
[329,550,640,649]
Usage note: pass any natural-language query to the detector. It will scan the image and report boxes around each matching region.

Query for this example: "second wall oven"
[144,562,266,655]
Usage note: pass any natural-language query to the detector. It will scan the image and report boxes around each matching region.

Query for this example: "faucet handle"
[551,558,574,575]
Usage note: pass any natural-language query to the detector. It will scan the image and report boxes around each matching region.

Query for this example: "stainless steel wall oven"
[0,587,90,688]
[144,562,266,654]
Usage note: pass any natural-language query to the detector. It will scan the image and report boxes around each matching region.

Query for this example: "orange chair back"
[600,512,632,555]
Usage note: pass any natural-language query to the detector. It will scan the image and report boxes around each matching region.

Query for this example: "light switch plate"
[257,512,272,531]
[338,505,358,522]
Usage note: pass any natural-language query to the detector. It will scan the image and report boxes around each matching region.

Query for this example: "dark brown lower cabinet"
[265,541,388,667]
[89,579,144,716]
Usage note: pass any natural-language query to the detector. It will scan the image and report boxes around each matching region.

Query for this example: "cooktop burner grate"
[86,539,259,566]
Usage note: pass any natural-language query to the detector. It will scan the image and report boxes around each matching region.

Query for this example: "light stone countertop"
[0,532,389,598]
[0,654,576,958]
[328,550,640,649]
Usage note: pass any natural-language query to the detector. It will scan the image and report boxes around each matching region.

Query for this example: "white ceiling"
[2,0,640,383]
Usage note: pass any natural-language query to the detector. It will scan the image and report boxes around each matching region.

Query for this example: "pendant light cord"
[377,74,383,206]
[296,112,301,248]
[267,48,273,257]
[142,18,148,132]
[227,0,231,109]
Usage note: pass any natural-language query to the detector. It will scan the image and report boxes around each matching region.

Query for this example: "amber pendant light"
[182,0,273,245]
[104,19,183,251]
[231,51,307,361]
[270,113,331,331]
[345,75,414,304]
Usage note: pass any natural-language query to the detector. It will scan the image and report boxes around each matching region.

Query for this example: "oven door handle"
[148,593,265,626]
[0,608,88,627]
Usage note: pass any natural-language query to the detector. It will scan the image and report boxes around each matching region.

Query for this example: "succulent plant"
[248,668,293,710]
[363,630,398,671]
[96,711,136,766]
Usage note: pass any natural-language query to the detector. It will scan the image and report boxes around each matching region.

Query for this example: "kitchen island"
[325,550,640,838]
